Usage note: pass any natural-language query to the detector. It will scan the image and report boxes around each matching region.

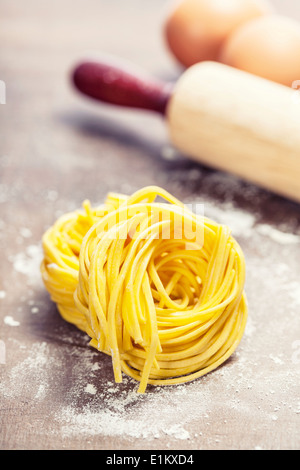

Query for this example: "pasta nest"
[41,186,247,393]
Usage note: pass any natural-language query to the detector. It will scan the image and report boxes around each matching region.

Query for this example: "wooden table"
[0,0,299,450]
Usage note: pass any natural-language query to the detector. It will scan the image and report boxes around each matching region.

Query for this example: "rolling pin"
[72,58,300,203]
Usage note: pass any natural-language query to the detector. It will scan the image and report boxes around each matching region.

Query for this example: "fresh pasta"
[41,186,247,393]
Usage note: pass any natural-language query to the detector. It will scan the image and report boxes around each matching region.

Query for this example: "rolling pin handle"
[72,59,173,116]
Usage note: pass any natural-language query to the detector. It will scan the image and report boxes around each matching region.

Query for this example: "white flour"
[284,281,300,307]
[202,201,256,238]
[9,244,43,286]
[58,402,192,441]
[2,327,298,445]
[19,227,32,239]
[256,224,300,245]
[84,384,97,395]
[0,341,53,400]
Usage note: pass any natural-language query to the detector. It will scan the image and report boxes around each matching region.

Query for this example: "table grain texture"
[0,0,299,450]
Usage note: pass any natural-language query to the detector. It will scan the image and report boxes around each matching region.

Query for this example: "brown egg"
[220,15,300,87]
[164,0,273,67]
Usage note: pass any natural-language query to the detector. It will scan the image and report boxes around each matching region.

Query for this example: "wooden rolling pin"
[72,58,300,203]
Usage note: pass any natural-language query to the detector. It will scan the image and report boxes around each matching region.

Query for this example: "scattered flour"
[285,282,300,307]
[35,384,46,400]
[162,424,190,440]
[202,201,300,245]
[85,384,97,395]
[20,227,32,239]
[269,354,284,366]
[0,341,54,400]
[58,406,161,440]
[10,244,43,286]
[256,224,300,245]
[46,189,58,202]
[57,382,196,441]
[202,201,256,238]
[4,316,20,327]
[160,145,181,162]
[0,291,6,299]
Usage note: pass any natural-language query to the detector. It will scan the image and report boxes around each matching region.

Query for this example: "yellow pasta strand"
[41,186,247,393]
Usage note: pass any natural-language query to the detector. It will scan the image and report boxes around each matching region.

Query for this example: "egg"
[220,15,300,87]
[164,0,273,68]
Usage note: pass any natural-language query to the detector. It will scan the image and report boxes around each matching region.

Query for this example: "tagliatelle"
[41,186,247,393]
[41,192,128,333]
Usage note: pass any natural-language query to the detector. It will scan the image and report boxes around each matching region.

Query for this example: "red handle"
[72,57,173,116]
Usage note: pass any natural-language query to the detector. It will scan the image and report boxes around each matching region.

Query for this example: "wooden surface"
[0,0,299,450]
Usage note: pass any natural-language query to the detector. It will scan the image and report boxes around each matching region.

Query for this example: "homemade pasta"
[41,186,247,393]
